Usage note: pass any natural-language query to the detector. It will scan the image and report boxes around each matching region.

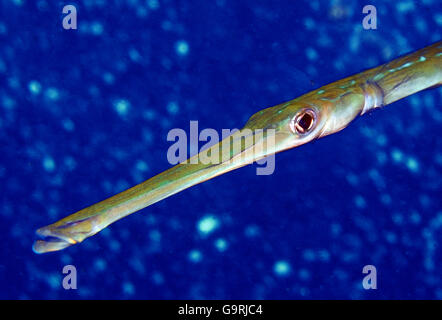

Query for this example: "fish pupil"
[298,113,313,132]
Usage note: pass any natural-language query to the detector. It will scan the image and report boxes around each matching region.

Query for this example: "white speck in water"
[197,215,219,235]
[129,48,141,62]
[303,249,316,261]
[303,17,315,30]
[215,238,227,252]
[346,173,359,186]
[90,22,103,35]
[43,156,55,172]
[122,282,135,295]
[406,157,419,172]
[318,249,330,261]
[434,13,442,26]
[135,160,149,172]
[244,225,260,237]
[167,101,179,115]
[305,47,318,61]
[47,274,60,289]
[376,134,387,146]
[64,156,77,171]
[354,195,366,209]
[392,213,404,225]
[299,269,311,280]
[2,96,15,109]
[396,1,415,13]
[149,229,161,242]
[176,40,189,56]
[274,260,291,276]
[62,118,75,131]
[391,149,403,163]
[94,258,107,271]
[28,80,41,94]
[148,0,159,10]
[12,0,23,6]
[109,239,121,252]
[45,87,59,100]
[114,99,130,116]
[410,211,421,224]
[162,20,173,31]
[103,72,115,85]
[188,249,202,262]
[385,231,397,243]
[152,272,164,285]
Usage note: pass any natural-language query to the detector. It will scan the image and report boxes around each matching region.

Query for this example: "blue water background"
[0,0,441,299]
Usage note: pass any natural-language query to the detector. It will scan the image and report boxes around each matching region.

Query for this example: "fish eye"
[290,109,317,135]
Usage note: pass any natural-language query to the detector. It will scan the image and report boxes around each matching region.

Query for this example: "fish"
[33,41,442,254]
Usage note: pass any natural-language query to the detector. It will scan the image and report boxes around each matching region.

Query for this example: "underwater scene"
[0,0,441,299]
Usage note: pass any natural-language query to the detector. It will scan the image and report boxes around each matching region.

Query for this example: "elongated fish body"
[33,41,442,254]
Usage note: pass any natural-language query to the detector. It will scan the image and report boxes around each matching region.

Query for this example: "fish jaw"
[32,215,102,254]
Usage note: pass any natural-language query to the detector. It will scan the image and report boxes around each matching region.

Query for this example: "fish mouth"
[32,226,77,254]
[33,214,103,254]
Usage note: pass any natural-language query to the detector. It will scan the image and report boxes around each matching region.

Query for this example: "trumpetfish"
[33,41,442,254]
